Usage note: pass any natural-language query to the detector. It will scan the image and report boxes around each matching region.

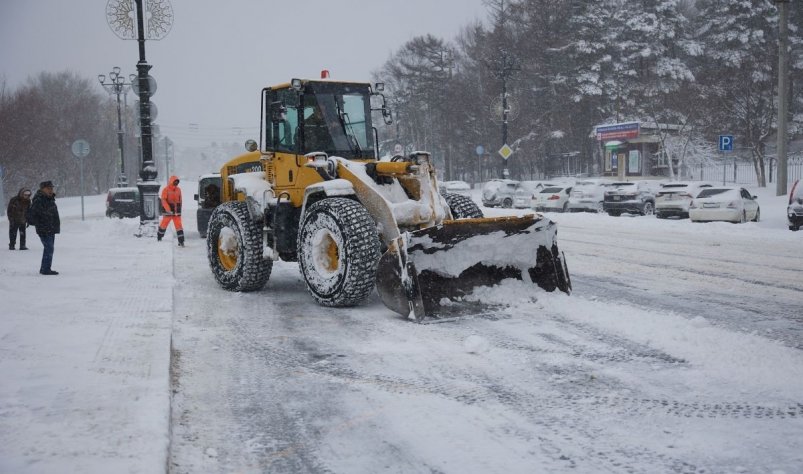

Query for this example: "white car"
[440,180,472,197]
[482,179,519,208]
[655,181,715,219]
[568,179,608,212]
[532,185,573,212]
[689,187,760,223]
[512,181,555,208]
[788,179,803,231]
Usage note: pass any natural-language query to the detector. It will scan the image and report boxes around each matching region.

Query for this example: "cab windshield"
[301,83,374,159]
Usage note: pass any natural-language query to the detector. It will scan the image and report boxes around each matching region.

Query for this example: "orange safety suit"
[157,175,184,245]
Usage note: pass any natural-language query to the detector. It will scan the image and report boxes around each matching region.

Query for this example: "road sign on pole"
[498,144,513,160]
[71,139,90,158]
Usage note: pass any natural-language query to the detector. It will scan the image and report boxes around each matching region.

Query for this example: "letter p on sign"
[719,135,733,152]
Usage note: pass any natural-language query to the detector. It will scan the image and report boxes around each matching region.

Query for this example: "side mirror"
[193,193,199,201]
[752,195,757,200]
[382,107,393,125]
[374,82,385,92]
[245,139,258,152]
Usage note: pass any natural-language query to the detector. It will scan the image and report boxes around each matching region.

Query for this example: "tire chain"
[298,198,380,307]
[207,201,272,291]
[443,193,483,219]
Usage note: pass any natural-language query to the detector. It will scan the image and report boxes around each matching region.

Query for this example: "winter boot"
[157,227,166,242]
[8,244,14,250]
[177,230,185,247]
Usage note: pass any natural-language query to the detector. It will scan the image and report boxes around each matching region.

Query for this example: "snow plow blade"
[375,215,571,322]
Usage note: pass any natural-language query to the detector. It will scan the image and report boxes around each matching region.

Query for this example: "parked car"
[689,187,760,223]
[532,185,573,212]
[603,181,661,216]
[655,181,715,219]
[440,180,472,197]
[512,181,554,209]
[194,173,222,238]
[787,179,803,231]
[482,179,519,208]
[568,179,608,213]
[105,187,140,219]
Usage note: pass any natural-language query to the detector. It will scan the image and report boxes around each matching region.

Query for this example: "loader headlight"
[305,152,337,179]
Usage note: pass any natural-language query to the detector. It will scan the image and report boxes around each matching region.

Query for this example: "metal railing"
[691,155,803,186]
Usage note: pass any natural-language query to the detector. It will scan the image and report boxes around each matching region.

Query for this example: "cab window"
[265,89,299,153]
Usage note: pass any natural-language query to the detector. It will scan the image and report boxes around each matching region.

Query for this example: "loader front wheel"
[298,198,381,307]
[207,201,272,291]
[444,193,483,219]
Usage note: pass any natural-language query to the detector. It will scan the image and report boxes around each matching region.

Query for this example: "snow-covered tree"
[696,0,779,187]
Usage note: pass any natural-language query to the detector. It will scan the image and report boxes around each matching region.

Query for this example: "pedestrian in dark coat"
[27,181,60,275]
[7,187,32,250]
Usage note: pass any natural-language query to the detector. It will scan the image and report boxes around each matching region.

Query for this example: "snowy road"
[168,202,803,474]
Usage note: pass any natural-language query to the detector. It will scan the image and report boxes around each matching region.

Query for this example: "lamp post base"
[134,220,159,238]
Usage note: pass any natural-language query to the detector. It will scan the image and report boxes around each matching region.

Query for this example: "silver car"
[440,180,472,197]
[655,181,714,219]
[512,181,554,209]
[568,179,608,213]
[482,179,519,208]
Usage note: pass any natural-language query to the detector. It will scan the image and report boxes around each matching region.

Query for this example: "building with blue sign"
[592,121,686,179]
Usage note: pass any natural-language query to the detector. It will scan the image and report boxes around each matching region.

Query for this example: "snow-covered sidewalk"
[1,194,174,473]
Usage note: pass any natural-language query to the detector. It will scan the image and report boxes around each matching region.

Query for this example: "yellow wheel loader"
[206,78,570,321]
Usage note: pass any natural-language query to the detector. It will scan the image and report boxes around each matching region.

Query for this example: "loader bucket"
[375,215,571,322]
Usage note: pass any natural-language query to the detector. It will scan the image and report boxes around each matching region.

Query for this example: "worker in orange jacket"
[157,175,184,246]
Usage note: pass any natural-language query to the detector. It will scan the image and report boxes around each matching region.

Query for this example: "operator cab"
[258,79,391,160]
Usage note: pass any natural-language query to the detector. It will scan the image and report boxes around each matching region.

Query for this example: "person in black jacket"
[27,180,60,275]
[7,187,32,250]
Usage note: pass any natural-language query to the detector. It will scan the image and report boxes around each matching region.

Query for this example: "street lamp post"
[98,67,134,187]
[105,0,173,235]
[485,0,520,179]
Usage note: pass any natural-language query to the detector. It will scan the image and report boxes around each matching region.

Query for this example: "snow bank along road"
[169,200,803,473]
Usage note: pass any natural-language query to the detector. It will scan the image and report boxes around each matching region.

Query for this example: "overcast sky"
[0,0,487,150]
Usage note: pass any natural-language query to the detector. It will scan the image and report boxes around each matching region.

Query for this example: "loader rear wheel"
[444,193,483,219]
[298,198,381,307]
[207,201,272,291]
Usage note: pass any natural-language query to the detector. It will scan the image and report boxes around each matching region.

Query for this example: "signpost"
[719,135,733,185]
[71,139,90,220]
[498,144,513,178]
[475,145,484,185]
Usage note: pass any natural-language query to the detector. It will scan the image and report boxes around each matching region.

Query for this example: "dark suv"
[194,174,222,238]
[105,187,140,219]
[603,181,660,216]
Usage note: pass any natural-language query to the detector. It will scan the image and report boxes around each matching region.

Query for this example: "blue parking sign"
[719,135,733,152]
